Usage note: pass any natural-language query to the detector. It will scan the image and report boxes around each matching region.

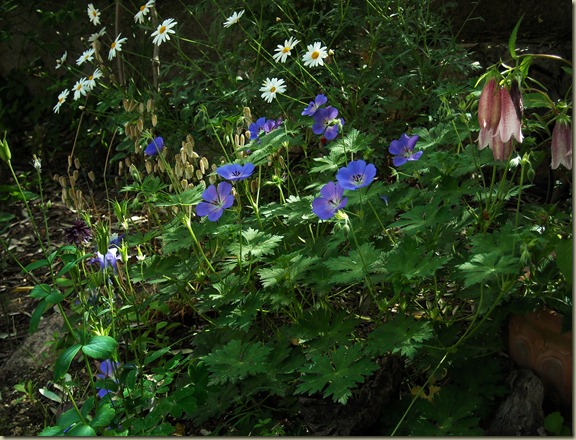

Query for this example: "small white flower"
[87,4,101,26]
[32,155,42,173]
[55,51,67,69]
[134,0,155,23]
[109,34,127,60]
[259,77,286,103]
[53,89,69,113]
[76,48,95,66]
[302,42,328,68]
[88,27,107,43]
[72,79,88,101]
[85,68,103,91]
[151,18,177,46]
[223,10,244,28]
[272,37,300,63]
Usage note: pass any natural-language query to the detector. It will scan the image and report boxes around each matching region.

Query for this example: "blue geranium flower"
[216,163,255,181]
[312,106,344,141]
[302,94,328,116]
[312,181,348,220]
[196,181,235,221]
[96,359,120,398]
[248,117,282,142]
[389,134,423,166]
[336,160,377,190]
[144,136,165,156]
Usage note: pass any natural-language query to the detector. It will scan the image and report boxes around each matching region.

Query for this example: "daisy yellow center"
[282,47,290,54]
[76,84,82,90]
[59,97,65,103]
[311,51,320,60]
[270,86,276,93]
[92,11,97,17]
[140,5,146,11]
[88,75,94,80]
[111,42,117,49]
[159,25,166,34]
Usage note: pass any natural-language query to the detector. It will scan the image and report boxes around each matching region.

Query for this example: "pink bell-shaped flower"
[551,120,572,170]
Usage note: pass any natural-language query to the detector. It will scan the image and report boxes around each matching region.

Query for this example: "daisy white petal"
[109,34,127,60]
[134,0,155,24]
[259,77,286,103]
[302,42,328,68]
[223,10,244,28]
[72,78,88,101]
[88,27,107,43]
[53,89,69,113]
[85,68,103,91]
[55,51,67,69]
[87,4,101,26]
[151,18,177,46]
[76,48,95,66]
[272,36,300,63]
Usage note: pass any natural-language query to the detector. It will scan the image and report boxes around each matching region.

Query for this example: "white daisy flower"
[134,0,155,23]
[53,89,69,113]
[302,42,328,68]
[272,37,300,63]
[72,78,88,101]
[87,4,101,26]
[259,77,286,103]
[76,48,95,66]
[55,51,67,69]
[151,18,177,46]
[85,68,103,91]
[109,34,127,60]
[223,10,244,28]
[88,27,107,43]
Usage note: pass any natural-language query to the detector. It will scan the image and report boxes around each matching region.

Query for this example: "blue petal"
[144,137,165,156]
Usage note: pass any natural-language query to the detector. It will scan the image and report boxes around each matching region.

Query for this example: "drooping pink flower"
[551,120,572,170]
[477,77,523,161]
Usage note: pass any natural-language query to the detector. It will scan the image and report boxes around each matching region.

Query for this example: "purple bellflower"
[388,134,423,166]
[312,106,344,141]
[312,181,348,220]
[336,159,377,190]
[216,163,255,181]
[196,181,235,221]
[302,94,328,116]
[144,136,165,156]
[248,117,282,142]
[96,359,120,398]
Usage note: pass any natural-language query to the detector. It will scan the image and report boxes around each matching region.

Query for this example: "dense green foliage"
[0,0,572,435]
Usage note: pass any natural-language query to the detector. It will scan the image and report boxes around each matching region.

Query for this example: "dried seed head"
[68,155,73,169]
[137,118,144,132]
[158,159,165,172]
[175,162,183,178]
[145,160,153,174]
[195,169,203,180]
[146,98,154,113]
[59,176,67,187]
[73,170,79,182]
[74,158,81,169]
[151,114,158,127]
[180,178,188,189]
[89,170,96,182]
[185,164,194,179]
[138,102,145,114]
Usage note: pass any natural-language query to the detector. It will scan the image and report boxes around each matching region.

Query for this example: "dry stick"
[115,0,125,86]
[151,7,160,91]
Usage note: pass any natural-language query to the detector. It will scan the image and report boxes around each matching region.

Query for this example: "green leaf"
[555,239,572,285]
[326,243,382,285]
[81,335,118,359]
[54,344,81,380]
[29,299,50,333]
[144,347,171,365]
[30,284,51,299]
[202,339,272,385]
[24,259,49,273]
[227,228,283,262]
[296,344,379,404]
[366,315,433,359]
[508,15,524,60]
[457,251,520,287]
[68,424,97,436]
[90,403,116,429]
[39,426,64,436]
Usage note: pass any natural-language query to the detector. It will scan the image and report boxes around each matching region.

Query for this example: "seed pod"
[195,169,203,180]
[89,171,96,182]
[74,158,81,169]
[158,159,165,172]
[59,176,67,187]
[145,160,153,174]
[146,98,154,113]
[151,114,158,127]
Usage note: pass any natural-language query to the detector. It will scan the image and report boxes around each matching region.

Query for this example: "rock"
[486,368,545,436]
